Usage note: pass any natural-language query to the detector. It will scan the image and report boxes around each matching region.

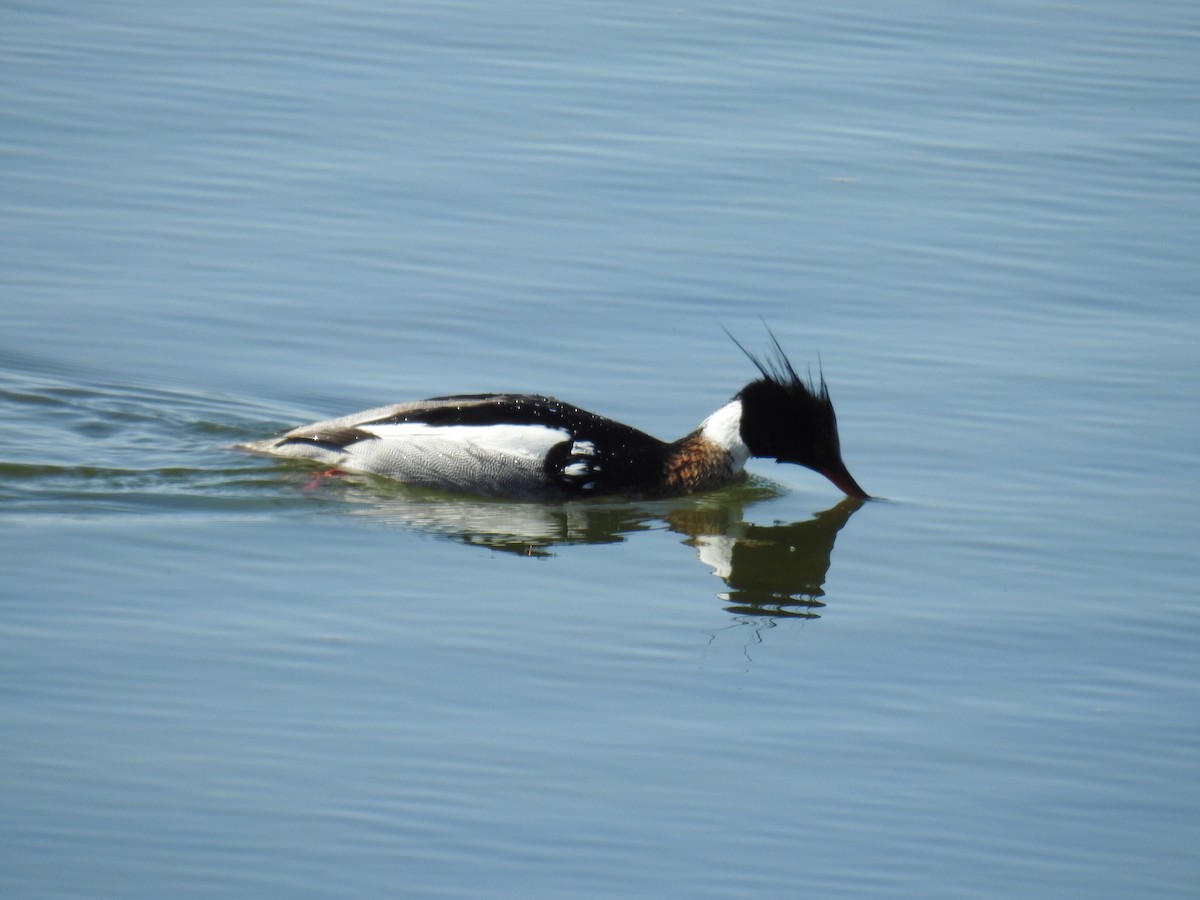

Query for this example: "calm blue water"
[3,1,1199,897]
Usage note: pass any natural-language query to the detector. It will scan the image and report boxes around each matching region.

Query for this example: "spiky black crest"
[723,324,857,487]
[722,324,830,405]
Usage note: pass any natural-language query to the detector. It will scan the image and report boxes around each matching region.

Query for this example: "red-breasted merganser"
[237,335,869,501]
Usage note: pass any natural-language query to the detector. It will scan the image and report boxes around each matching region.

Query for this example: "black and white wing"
[238,394,669,499]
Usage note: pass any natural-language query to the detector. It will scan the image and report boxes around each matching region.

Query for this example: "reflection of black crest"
[712,499,861,618]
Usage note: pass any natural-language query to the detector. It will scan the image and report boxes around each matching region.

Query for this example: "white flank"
[698,399,750,466]
[361,422,570,461]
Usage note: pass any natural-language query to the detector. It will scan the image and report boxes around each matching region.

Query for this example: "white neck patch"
[699,399,750,468]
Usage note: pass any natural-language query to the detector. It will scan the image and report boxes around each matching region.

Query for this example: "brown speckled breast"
[662,434,740,496]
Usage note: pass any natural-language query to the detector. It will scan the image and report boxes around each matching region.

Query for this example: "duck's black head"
[729,330,869,500]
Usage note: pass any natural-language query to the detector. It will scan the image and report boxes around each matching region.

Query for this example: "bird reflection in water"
[668,497,862,618]
[321,473,864,619]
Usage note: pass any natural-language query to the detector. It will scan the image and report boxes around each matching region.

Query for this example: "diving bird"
[238,333,869,501]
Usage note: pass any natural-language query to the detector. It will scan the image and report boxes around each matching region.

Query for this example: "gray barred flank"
[279,426,376,451]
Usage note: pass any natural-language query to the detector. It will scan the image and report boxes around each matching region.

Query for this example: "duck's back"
[237,394,671,499]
